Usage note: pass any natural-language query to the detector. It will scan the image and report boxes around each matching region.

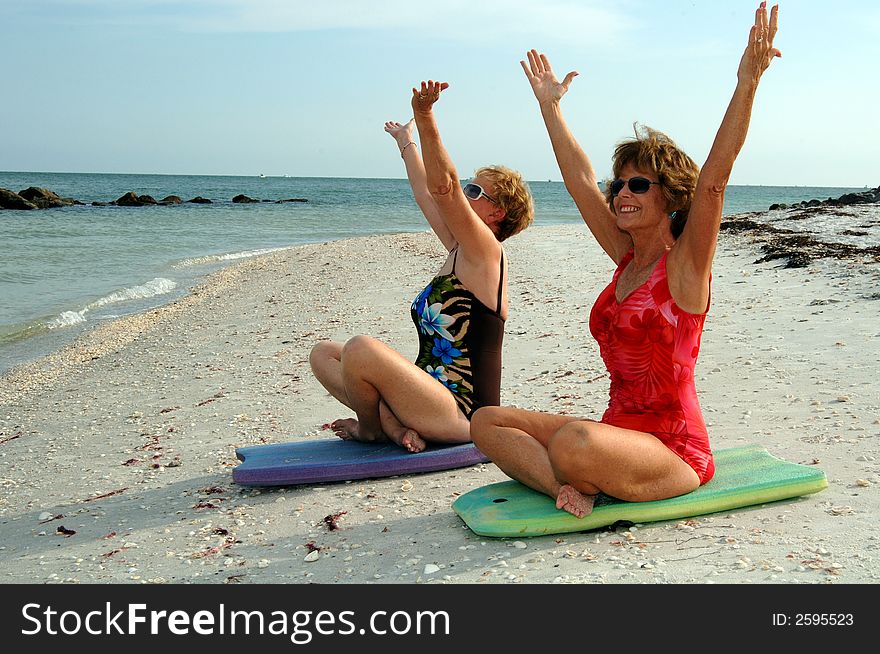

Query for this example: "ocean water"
[0,172,873,373]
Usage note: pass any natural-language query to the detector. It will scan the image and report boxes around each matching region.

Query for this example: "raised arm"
[522,49,630,263]
[384,119,456,251]
[674,3,781,281]
[411,80,502,260]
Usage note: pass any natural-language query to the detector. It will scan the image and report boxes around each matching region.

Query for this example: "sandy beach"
[1,222,878,586]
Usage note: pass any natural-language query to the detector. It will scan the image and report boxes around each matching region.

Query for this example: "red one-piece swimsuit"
[588,249,715,484]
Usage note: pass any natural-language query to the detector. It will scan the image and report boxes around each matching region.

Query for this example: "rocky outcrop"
[3,185,309,208]
[115,192,159,206]
[770,185,880,211]
[232,194,259,203]
[18,187,80,208]
[0,188,37,210]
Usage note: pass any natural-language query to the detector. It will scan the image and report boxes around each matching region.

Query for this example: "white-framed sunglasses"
[462,182,497,204]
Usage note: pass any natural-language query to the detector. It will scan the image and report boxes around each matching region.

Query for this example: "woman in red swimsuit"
[472,3,781,517]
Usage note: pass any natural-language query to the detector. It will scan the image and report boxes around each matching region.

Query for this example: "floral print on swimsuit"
[411,274,474,406]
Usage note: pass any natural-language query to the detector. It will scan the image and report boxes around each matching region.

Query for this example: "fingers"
[561,71,579,89]
[411,80,449,106]
[750,2,781,60]
[522,49,562,80]
[769,4,779,46]
[528,49,542,75]
[417,80,447,95]
[539,53,552,73]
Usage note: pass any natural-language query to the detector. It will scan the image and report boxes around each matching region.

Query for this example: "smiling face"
[611,163,669,234]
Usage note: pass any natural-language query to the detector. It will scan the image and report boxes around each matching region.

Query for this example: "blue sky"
[1,0,877,186]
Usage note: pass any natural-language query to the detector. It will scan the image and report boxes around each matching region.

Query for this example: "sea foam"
[47,278,177,329]
[175,246,293,268]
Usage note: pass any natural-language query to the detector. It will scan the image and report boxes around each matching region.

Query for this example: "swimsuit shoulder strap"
[496,250,505,314]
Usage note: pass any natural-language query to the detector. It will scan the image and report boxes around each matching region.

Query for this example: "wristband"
[400,141,416,157]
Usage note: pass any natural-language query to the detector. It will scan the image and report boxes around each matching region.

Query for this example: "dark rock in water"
[770,185,880,211]
[0,188,38,210]
[92,201,111,207]
[115,192,143,206]
[838,190,879,206]
[18,187,77,208]
[159,195,182,205]
[187,196,212,204]
[114,192,158,206]
[277,198,308,203]
[262,199,272,202]
[232,194,259,203]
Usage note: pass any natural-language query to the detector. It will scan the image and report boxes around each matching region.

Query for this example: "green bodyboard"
[452,445,827,538]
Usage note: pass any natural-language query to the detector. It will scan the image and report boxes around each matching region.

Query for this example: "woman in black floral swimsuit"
[309,80,534,452]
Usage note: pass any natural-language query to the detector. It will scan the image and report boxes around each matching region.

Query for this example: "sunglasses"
[610,177,660,196]
[462,182,497,204]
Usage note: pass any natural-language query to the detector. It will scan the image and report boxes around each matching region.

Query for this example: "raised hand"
[384,119,415,149]
[738,2,781,85]
[520,49,578,105]
[411,80,449,115]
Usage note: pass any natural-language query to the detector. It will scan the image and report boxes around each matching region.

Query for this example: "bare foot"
[401,430,427,453]
[330,418,359,441]
[385,425,427,453]
[555,485,596,519]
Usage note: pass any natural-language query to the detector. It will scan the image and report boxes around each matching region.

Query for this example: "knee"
[470,406,502,448]
[309,340,339,373]
[309,340,333,363]
[547,421,593,478]
[340,335,380,364]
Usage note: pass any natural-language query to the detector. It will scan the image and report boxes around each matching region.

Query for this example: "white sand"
[0,224,878,585]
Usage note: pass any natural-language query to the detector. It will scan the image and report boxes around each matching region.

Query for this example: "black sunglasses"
[462,182,497,204]
[610,177,660,196]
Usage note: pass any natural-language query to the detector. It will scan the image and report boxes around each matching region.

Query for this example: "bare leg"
[471,406,583,504]
[473,407,701,518]
[310,340,427,451]
[310,340,350,403]
[547,421,700,516]
[378,402,426,453]
[329,335,469,448]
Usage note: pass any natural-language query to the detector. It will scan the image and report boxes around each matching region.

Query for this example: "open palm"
[520,49,578,104]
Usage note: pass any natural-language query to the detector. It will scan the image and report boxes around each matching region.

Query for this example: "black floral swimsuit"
[410,248,505,419]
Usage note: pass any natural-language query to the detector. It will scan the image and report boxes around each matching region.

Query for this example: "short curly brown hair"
[474,165,534,242]
[604,124,700,239]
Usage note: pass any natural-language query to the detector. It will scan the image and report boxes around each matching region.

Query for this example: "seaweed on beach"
[720,212,880,268]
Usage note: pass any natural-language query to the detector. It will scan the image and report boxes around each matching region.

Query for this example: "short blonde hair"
[604,125,700,239]
[474,165,534,242]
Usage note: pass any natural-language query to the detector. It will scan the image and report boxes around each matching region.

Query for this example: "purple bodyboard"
[232,438,489,487]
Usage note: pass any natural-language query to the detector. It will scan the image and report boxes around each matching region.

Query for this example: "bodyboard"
[233,438,488,486]
[452,445,827,537]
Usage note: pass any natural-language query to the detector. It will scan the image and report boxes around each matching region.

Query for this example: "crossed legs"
[309,337,471,453]
[471,406,701,518]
